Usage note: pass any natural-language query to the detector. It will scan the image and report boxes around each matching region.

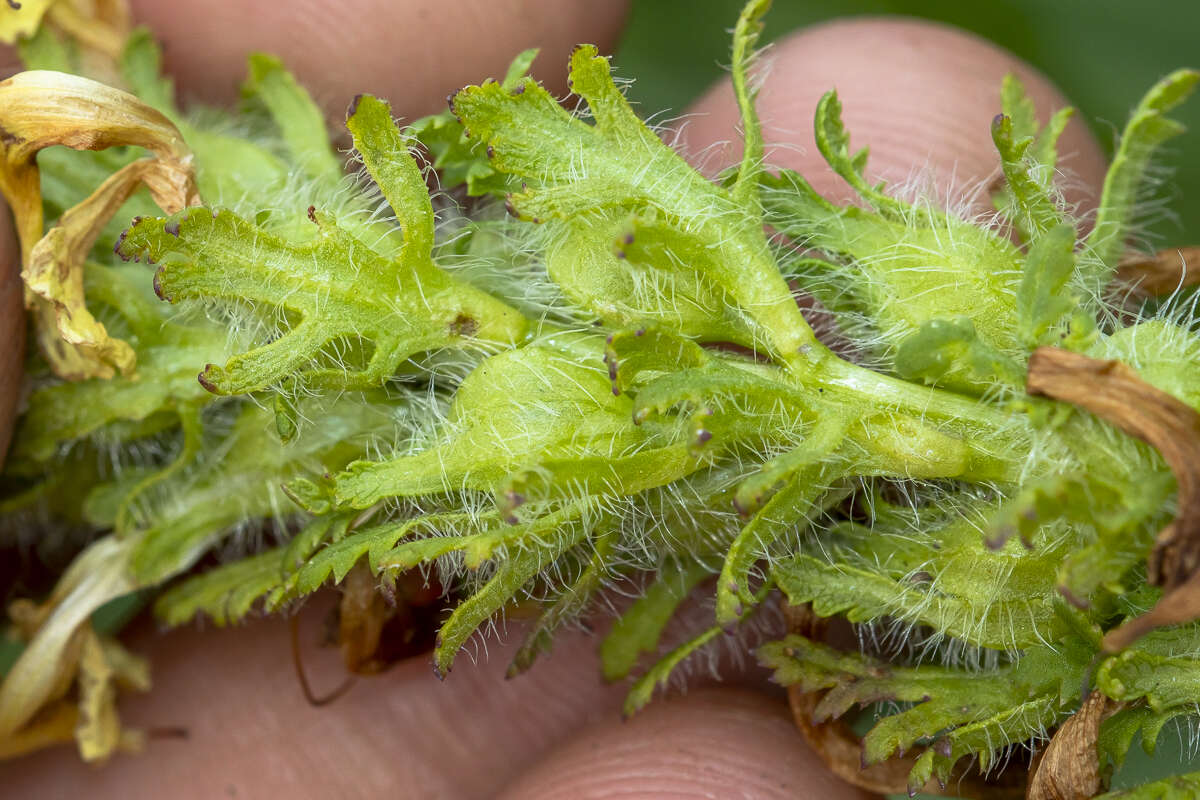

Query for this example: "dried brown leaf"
[1026,347,1200,651]
[1026,691,1114,800]
[1116,247,1200,296]
[338,561,391,675]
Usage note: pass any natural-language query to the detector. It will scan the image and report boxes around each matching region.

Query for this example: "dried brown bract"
[1026,691,1116,800]
[1026,347,1200,651]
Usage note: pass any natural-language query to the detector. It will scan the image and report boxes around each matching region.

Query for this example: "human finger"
[128,0,631,120]
[2,594,627,798]
[679,17,1108,213]
[496,688,878,800]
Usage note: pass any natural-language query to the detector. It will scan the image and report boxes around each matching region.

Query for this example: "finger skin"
[129,0,630,120]
[680,17,1108,212]
[0,202,21,469]
[496,688,878,800]
[2,597,627,799]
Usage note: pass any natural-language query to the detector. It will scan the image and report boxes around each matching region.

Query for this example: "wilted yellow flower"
[0,69,198,379]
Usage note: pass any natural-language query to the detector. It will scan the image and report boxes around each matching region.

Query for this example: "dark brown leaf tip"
[197,365,220,394]
[152,267,170,302]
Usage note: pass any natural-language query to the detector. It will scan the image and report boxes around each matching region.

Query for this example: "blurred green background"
[617,2,1200,796]
[616,0,1200,246]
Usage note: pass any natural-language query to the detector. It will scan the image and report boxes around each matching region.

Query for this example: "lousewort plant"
[3,1,1200,796]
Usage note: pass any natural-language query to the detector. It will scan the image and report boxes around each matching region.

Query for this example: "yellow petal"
[0,537,137,742]
[46,0,132,64]
[24,157,197,378]
[0,0,56,46]
[100,634,150,692]
[0,701,77,760]
[74,629,148,762]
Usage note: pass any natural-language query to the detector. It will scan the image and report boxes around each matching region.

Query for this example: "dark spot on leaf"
[511,84,525,95]
[346,93,364,121]
[0,122,21,145]
[449,313,478,338]
[164,220,181,237]
[307,205,317,223]
[1058,585,1090,609]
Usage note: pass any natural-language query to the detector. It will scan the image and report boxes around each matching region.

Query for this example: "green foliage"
[1015,222,1080,348]
[6,1,1200,789]
[892,316,1023,390]
[117,92,528,395]
[452,41,820,366]
[761,631,1094,793]
[1099,773,1200,799]
[992,74,1073,242]
[1082,69,1200,295]
[772,502,1074,650]
[410,48,536,197]
[600,558,713,682]
[762,139,1024,365]
[7,264,222,466]
[241,53,342,183]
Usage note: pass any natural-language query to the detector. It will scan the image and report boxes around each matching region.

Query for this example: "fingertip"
[1,597,626,798]
[128,0,630,121]
[680,17,1108,211]
[496,688,877,800]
